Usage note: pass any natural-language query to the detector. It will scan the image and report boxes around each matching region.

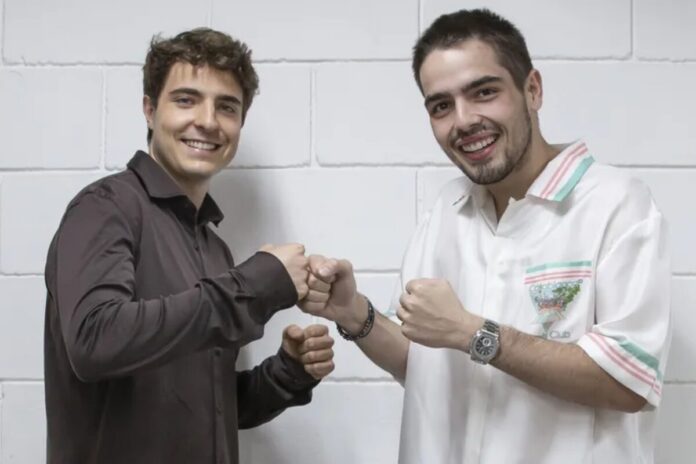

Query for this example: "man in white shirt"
[299,8,671,463]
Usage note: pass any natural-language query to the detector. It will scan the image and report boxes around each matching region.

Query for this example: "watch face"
[474,334,497,360]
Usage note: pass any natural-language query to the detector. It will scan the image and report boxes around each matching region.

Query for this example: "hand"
[298,255,368,333]
[282,324,335,380]
[260,243,309,299]
[397,278,482,350]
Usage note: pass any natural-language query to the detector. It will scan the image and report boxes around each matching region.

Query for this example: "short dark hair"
[412,9,532,93]
[142,28,259,142]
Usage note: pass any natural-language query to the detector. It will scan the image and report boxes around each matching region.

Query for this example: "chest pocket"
[523,260,594,341]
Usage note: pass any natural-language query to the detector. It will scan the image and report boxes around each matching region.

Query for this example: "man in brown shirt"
[44,28,334,464]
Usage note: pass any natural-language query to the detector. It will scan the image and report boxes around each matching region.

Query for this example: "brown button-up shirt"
[44,151,317,464]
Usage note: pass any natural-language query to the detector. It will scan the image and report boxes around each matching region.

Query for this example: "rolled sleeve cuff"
[235,251,298,322]
[274,347,320,394]
[578,332,663,408]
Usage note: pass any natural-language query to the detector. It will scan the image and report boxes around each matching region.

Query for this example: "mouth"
[181,138,222,152]
[454,134,499,162]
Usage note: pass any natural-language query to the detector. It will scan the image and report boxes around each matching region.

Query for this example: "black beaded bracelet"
[336,298,375,341]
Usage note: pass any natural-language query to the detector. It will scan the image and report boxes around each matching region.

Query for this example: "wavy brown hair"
[142,28,259,142]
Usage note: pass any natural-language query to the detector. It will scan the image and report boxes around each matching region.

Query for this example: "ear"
[143,95,155,129]
[525,69,543,112]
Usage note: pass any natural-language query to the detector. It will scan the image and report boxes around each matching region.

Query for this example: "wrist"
[335,294,369,334]
[336,295,375,341]
[454,314,485,353]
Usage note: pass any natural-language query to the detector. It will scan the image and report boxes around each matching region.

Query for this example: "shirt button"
[214,348,222,357]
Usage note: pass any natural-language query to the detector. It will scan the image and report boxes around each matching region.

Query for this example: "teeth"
[461,136,496,153]
[184,140,217,150]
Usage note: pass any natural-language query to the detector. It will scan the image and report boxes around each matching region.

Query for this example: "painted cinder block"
[635,0,696,60]
[0,278,45,380]
[3,0,208,64]
[0,173,101,274]
[0,68,102,169]
[0,382,46,464]
[539,62,696,167]
[211,0,418,60]
[210,168,417,272]
[422,0,631,58]
[656,384,696,464]
[315,62,441,166]
[239,382,403,464]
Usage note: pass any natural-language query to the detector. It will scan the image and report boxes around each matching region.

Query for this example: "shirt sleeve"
[53,191,298,382]
[577,213,671,408]
[237,347,319,429]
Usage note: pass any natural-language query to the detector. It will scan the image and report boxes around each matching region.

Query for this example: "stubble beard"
[450,110,532,186]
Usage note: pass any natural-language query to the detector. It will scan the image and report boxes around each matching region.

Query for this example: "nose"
[453,99,481,133]
[194,100,220,133]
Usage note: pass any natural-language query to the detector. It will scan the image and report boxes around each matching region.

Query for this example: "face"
[143,62,244,190]
[419,40,539,185]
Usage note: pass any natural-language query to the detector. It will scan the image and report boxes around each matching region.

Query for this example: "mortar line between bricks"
[322,378,399,385]
[0,379,44,385]
[100,68,107,169]
[309,67,317,167]
[630,0,635,60]
[417,0,422,34]
[354,271,399,277]
[1,0,6,65]
[0,168,107,174]
[4,57,696,68]
[0,382,3,460]
[414,169,421,223]
[0,273,43,278]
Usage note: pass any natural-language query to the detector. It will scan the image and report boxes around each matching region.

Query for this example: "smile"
[182,139,221,151]
[460,135,497,153]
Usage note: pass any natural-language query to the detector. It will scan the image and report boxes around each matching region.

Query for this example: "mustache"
[448,123,498,145]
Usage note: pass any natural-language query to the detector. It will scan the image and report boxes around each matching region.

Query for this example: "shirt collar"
[127,151,224,226]
[450,140,594,210]
[526,140,594,202]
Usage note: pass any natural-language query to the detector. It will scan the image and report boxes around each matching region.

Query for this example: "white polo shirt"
[389,141,671,464]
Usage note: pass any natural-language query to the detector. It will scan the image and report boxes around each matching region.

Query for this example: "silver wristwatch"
[469,319,500,364]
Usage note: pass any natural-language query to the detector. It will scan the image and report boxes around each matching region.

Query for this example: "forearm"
[339,295,409,382]
[489,326,646,412]
[62,253,296,382]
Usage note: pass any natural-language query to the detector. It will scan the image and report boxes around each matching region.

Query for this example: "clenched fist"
[282,324,335,380]
[260,243,309,299]
[397,278,482,350]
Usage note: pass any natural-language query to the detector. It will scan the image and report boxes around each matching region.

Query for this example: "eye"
[219,103,238,114]
[429,101,451,117]
[475,88,498,99]
[174,96,194,106]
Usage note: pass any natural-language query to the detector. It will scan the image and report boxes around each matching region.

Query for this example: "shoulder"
[59,170,148,236]
[67,170,144,211]
[574,162,661,222]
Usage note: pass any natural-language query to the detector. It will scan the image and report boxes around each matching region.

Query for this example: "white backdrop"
[0,1,694,462]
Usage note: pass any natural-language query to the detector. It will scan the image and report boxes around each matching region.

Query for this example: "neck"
[487,135,558,219]
[148,149,209,210]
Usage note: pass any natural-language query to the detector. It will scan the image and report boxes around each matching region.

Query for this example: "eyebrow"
[169,87,242,106]
[423,75,503,108]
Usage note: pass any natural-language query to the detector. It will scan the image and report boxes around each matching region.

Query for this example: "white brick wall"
[1,1,694,463]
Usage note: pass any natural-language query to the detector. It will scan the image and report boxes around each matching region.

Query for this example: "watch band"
[482,319,500,335]
[469,318,501,365]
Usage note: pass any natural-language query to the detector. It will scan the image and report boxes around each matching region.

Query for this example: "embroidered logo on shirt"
[525,261,592,339]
